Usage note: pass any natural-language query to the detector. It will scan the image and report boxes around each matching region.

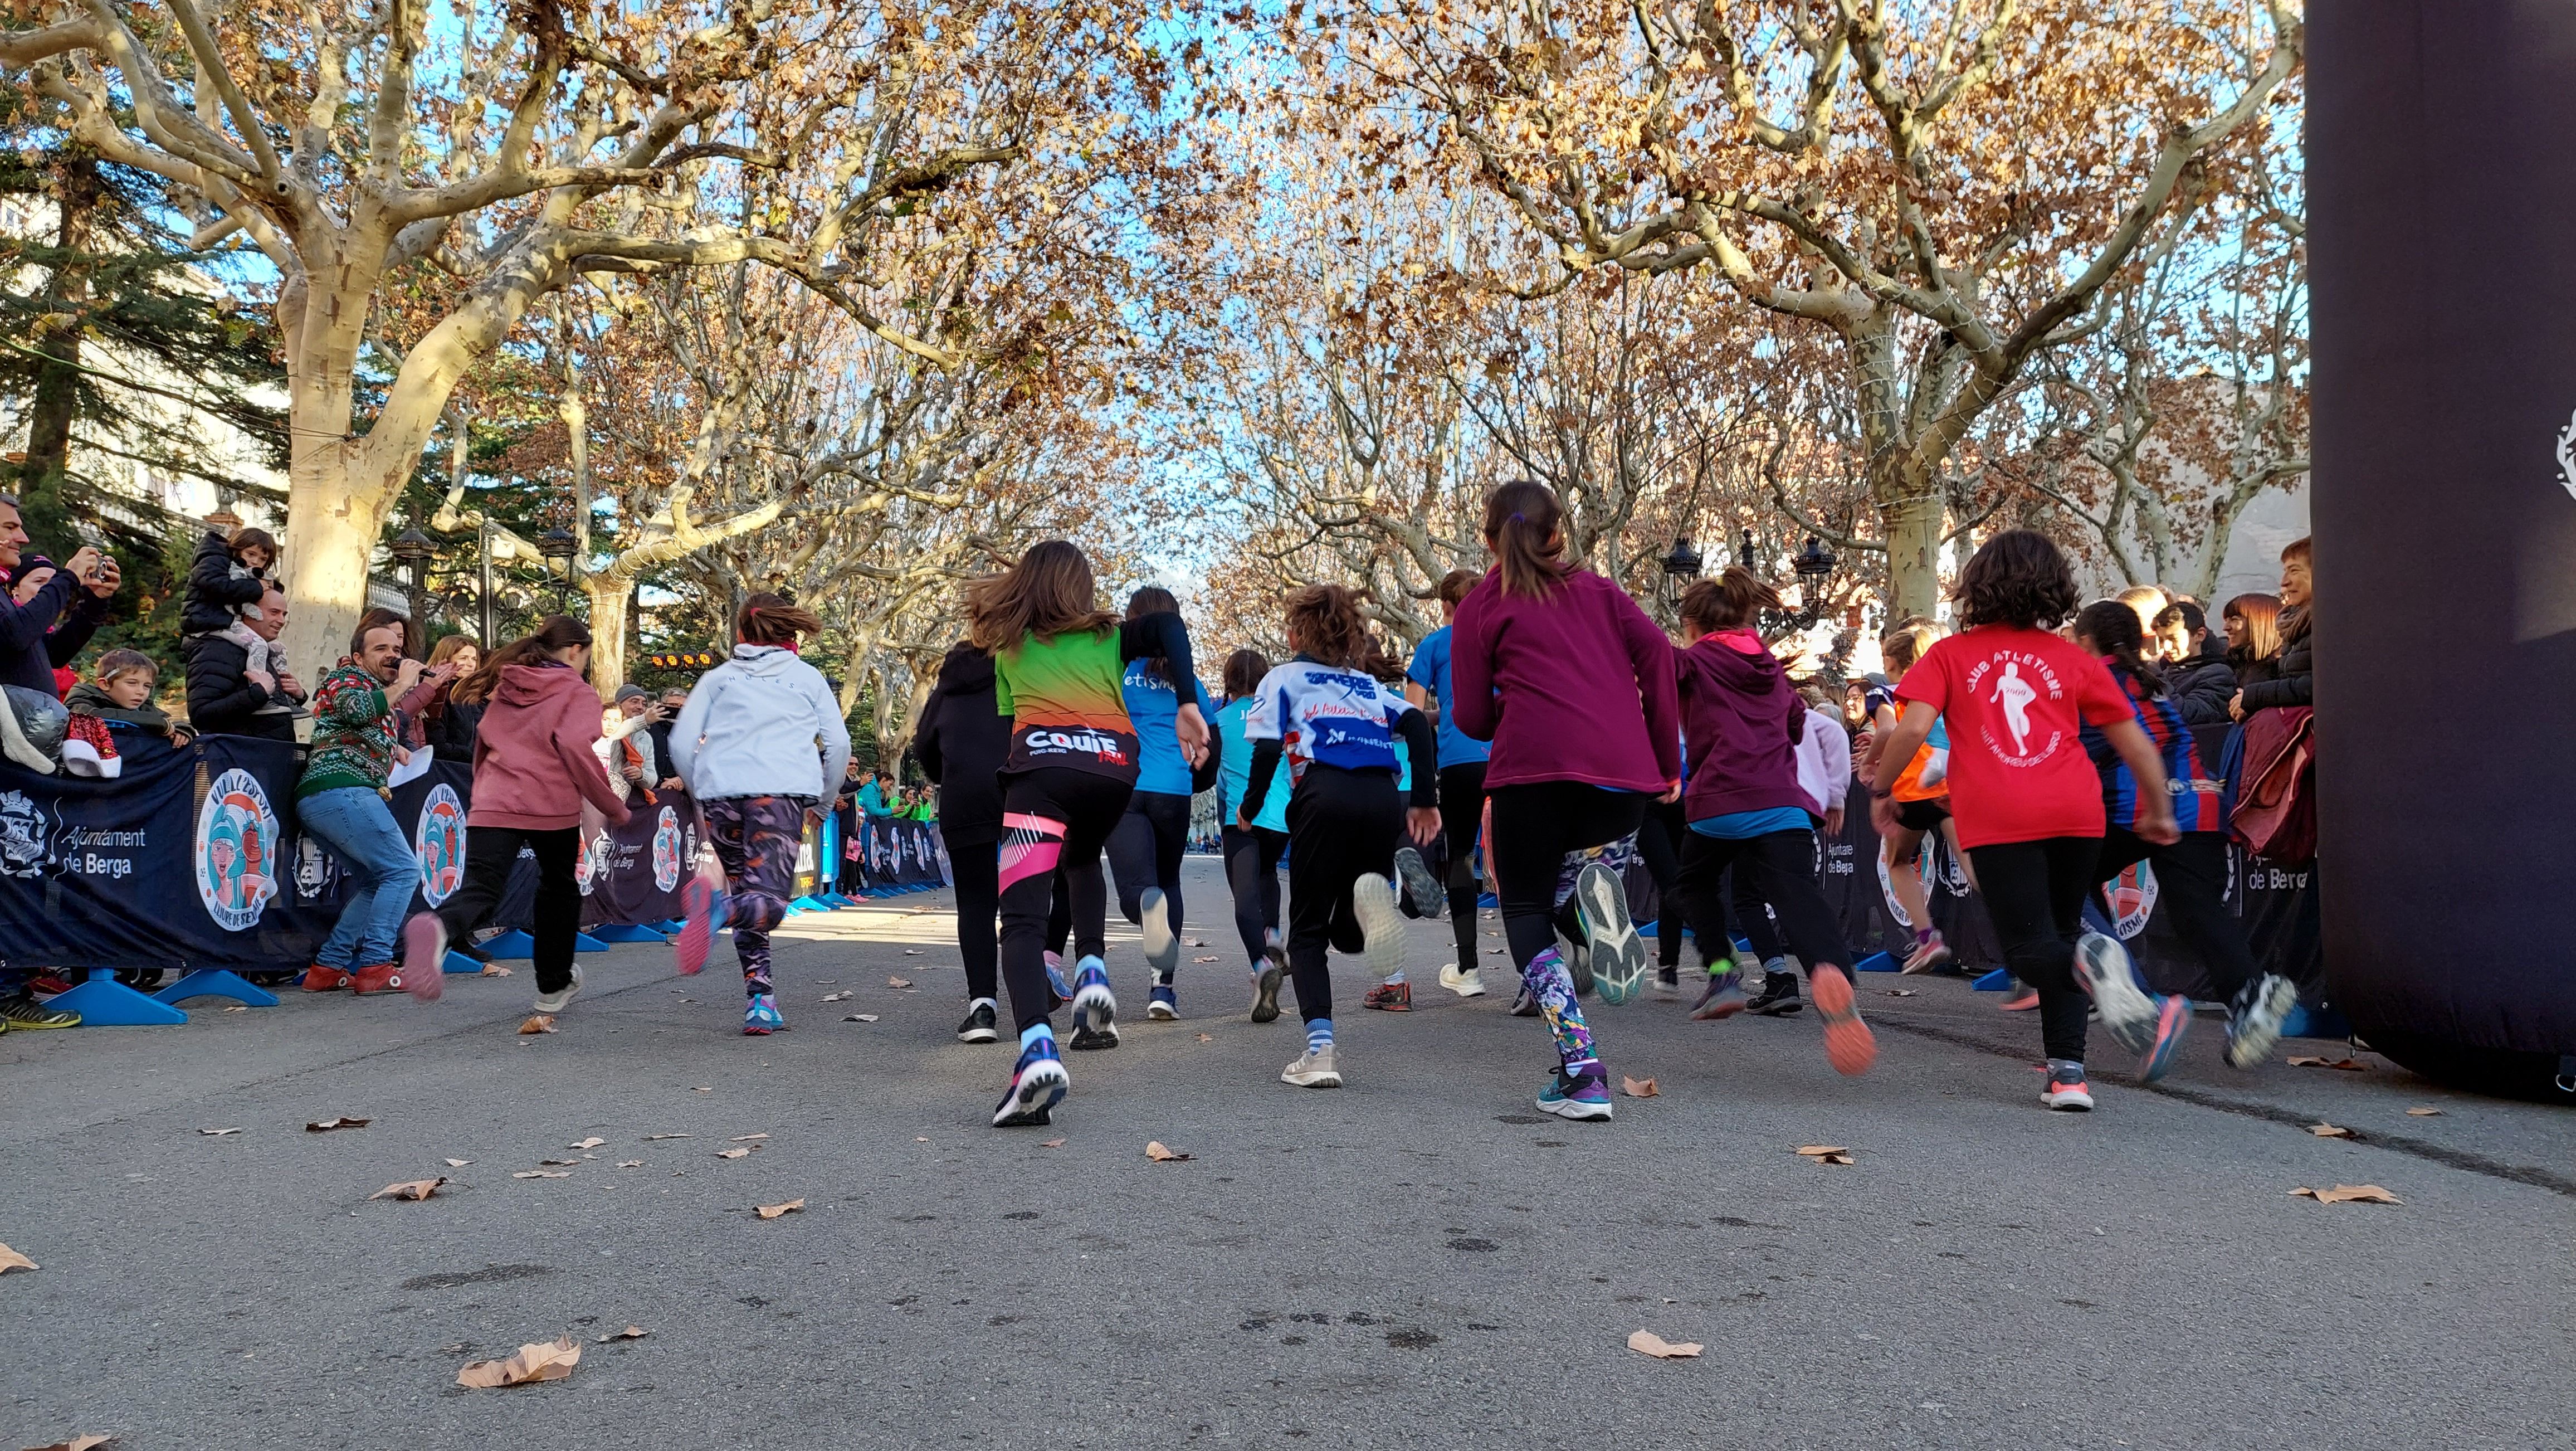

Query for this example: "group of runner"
[399,478,2301,1130]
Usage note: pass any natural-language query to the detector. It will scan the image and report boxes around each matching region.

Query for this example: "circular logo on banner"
[651,806,682,892]
[197,768,280,932]
[2104,860,2159,939]
[413,783,467,906]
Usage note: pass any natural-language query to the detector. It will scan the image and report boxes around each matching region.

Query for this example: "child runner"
[1106,586,1219,1020]
[1450,481,1679,1121]
[401,616,631,1019]
[970,541,1207,1127]
[2070,601,2299,1070]
[1666,569,1876,1072]
[1233,585,1439,1089]
[1212,647,1292,1021]
[668,594,852,1035]
[1403,569,1492,996]
[1861,617,1972,978]
[1363,636,1439,1011]
[913,639,1011,1043]
[1867,531,2181,1112]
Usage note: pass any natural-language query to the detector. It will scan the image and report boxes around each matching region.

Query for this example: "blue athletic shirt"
[1242,656,1412,786]
[1213,697,1290,832]
[1404,626,1489,768]
[2081,661,2222,832]
[1689,806,1814,839]
[1121,659,1212,797]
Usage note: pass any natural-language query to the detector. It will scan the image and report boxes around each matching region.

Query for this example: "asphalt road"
[6,855,2572,1449]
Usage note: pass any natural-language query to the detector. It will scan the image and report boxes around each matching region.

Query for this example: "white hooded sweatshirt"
[669,643,852,802]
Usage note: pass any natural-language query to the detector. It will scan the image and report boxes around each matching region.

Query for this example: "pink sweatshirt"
[469,662,633,831]
[1448,569,1681,793]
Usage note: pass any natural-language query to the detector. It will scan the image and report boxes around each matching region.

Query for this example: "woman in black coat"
[913,640,1012,1044]
[2233,541,2313,719]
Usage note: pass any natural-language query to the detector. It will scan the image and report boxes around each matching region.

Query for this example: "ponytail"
[2072,601,2164,694]
[738,591,823,646]
[1677,566,1779,634]
[453,614,592,704]
[1481,480,1574,600]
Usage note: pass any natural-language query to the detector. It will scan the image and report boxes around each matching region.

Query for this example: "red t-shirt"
[1895,625,2136,849]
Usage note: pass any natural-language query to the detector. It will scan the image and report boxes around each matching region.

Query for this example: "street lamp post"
[1734,529,1840,632]
[536,527,578,613]
[477,515,495,647]
[1659,533,1702,613]
[389,525,436,636]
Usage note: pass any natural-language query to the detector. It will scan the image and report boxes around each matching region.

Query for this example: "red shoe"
[1999,985,2041,1011]
[398,914,448,1002]
[1362,981,1412,1011]
[348,962,407,995]
[1809,965,1877,1076]
[301,963,352,992]
[27,974,73,996]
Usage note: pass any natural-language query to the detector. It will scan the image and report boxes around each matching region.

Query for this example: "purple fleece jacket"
[1673,631,1809,821]
[1448,569,1680,793]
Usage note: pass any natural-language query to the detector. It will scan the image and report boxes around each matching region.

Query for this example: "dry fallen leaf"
[716,1147,753,1160]
[2406,1106,2443,1117]
[886,976,914,989]
[691,1087,712,1093]
[1627,1330,1704,1359]
[1195,1032,1212,1043]
[1040,1138,1066,1148]
[480,963,514,976]
[456,1337,581,1388]
[842,1014,880,1022]
[445,1158,471,1167]
[24,1436,113,1450]
[539,1158,581,1166]
[1882,989,1919,997]
[1193,955,1221,963]
[305,1117,370,1132]
[198,1127,243,1136]
[2292,1184,2402,1205]
[754,1199,805,1220]
[2286,1055,2366,1071]
[223,1003,249,1011]
[915,1136,931,1142]
[517,1015,557,1036]
[1795,1145,1856,1165]
[821,991,852,1002]
[512,1170,572,1180]
[596,1326,648,1342]
[370,1178,446,1201]
[644,1133,691,1141]
[1145,1141,1191,1162]
[730,1133,768,1142]
[1621,1076,1659,1099]
[569,1137,606,1151]
[0,1243,36,1273]
[617,1160,642,1168]
[2307,1123,2357,1139]
[901,948,926,956]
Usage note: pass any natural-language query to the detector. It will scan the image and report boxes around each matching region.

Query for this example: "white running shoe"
[2074,932,2157,1056]
[1575,861,1646,1005]
[533,963,583,1016]
[1282,1043,1341,1088]
[1353,873,1406,984]
[1438,961,1486,997]
[1139,887,1179,978]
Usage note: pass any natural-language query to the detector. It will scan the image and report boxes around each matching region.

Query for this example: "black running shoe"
[956,1000,999,1044]
[1393,847,1445,921]
[1745,971,1804,1016]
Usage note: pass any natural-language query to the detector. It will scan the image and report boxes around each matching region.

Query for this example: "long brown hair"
[454,615,592,705]
[1283,584,1371,668]
[737,591,823,646]
[1881,615,1943,675]
[1221,647,1271,700]
[1125,585,1182,681]
[1481,480,1574,600]
[965,539,1118,654]
[1677,566,1779,634]
[2223,592,2283,664]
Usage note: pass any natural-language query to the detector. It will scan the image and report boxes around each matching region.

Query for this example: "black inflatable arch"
[2311,3,2576,1097]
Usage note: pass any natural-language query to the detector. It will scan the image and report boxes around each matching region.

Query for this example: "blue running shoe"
[1139,888,1179,979]
[2137,991,2191,1082]
[1043,951,1072,1009]
[743,992,784,1035]
[1148,983,1179,1020]
[1069,956,1119,1050]
[1536,1066,1614,1121]
[2074,931,2158,1055]
[993,1035,1070,1127]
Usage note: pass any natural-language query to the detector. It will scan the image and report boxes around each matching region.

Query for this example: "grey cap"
[613,684,649,704]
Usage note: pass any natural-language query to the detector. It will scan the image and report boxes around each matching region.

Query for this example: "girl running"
[1211,647,1292,1021]
[401,616,631,1018]
[1863,617,1968,977]
[2070,601,2299,1071]
[970,541,1207,1127]
[1866,531,2180,1112]
[1233,585,1439,1089]
[1449,480,1680,1121]
[914,639,1011,1044]
[1106,586,1219,1020]
[668,594,852,1035]
[1667,569,1876,1074]
[1403,570,1490,997]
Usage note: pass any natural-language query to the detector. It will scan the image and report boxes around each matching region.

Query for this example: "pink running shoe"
[675,870,719,976]
[1810,965,1878,1076]
[398,912,447,1002]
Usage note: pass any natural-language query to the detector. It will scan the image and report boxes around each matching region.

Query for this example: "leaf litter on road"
[370,1178,446,1201]
[822,991,852,1002]
[2307,1123,2357,1139]
[1620,1077,1659,1098]
[716,1147,754,1160]
[0,1243,36,1273]
[843,1013,879,1022]
[1040,1138,1065,1148]
[2406,1106,2443,1117]
[1795,1145,1855,1166]
[445,1158,471,1167]
[305,1117,370,1132]
[596,1326,648,1342]
[23,1436,114,1450]
[754,1199,804,1220]
[730,1133,768,1142]
[456,1337,581,1388]
[198,1127,243,1136]
[512,1170,572,1180]
[518,1015,557,1035]
[2292,1184,2401,1205]
[643,1133,691,1140]
[569,1137,606,1150]
[2286,1055,2365,1071]
[1627,1330,1703,1359]
[1145,1141,1191,1162]
[886,976,914,989]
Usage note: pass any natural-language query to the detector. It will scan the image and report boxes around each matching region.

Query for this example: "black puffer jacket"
[418,688,485,763]
[183,529,267,635]
[2238,606,2313,712]
[183,631,294,741]
[2162,642,2239,726]
[911,643,1009,845]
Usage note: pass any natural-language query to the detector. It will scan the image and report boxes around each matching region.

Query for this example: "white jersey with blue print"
[1241,658,1411,786]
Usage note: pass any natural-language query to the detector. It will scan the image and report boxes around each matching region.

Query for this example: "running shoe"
[2138,991,2190,1082]
[1509,983,1539,1016]
[1139,887,1179,980]
[401,912,450,996]
[1809,965,1877,1076]
[1691,967,1748,1021]
[2041,1063,2095,1111]
[300,963,350,993]
[1249,963,1285,1024]
[743,991,784,1035]
[1393,848,1445,921]
[675,872,719,976]
[2223,973,2300,1070]
[1565,940,1594,997]
[1067,956,1118,1050]
[1574,861,1647,1006]
[1353,872,1406,986]
[1281,1044,1342,1088]
[348,962,407,996]
[1044,951,1072,1010]
[957,1000,999,1044]
[0,992,79,1029]
[993,1035,1069,1127]
[1362,981,1412,1012]
[1438,962,1486,998]
[1148,983,1179,1021]
[1901,929,1953,974]
[2073,932,2157,1056]
[1999,981,2040,1011]
[1745,971,1804,1016]
[1536,1067,1613,1121]
[533,963,584,1016]
[1654,963,1681,1000]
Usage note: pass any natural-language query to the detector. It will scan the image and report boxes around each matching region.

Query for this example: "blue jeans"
[300,787,416,970]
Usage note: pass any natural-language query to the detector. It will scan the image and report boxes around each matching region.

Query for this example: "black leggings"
[2096,827,2258,1002]
[1223,824,1286,966]
[997,767,1132,1034]
[1485,782,1651,970]
[1437,762,1488,966]
[1284,765,1403,1024]
[432,824,579,995]
[1634,797,1687,967]
[948,834,999,1001]
[1968,835,2101,1062]
[1733,865,1787,965]
[1676,829,1847,982]
[1106,789,1191,963]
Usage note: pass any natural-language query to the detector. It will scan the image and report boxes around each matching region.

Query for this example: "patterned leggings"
[702,795,812,997]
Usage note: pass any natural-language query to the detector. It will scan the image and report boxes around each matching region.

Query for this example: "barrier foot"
[791,895,832,912]
[574,932,608,953]
[444,951,489,975]
[651,919,685,934]
[1637,919,1658,939]
[1972,967,2012,991]
[1853,951,1899,973]
[588,923,669,943]
[154,968,279,1007]
[2279,1002,2350,1040]
[55,968,188,1027]
[821,893,855,908]
[480,929,536,959]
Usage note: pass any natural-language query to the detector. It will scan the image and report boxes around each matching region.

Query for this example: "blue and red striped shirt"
[2081,662,2224,832]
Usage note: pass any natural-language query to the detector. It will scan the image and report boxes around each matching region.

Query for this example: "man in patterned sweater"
[296,607,452,995]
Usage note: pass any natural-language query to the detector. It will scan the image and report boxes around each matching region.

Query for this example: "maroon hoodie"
[1673,630,1809,822]
[1449,569,1680,793]
[469,661,632,831]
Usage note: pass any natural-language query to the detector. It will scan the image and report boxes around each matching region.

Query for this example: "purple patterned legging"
[701,794,812,996]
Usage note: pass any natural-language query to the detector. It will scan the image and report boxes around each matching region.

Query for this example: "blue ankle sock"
[1306,1018,1334,1053]
[1020,1021,1055,1052]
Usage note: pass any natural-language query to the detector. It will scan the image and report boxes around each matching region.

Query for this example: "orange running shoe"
[1362,981,1412,1011]
[1809,965,1877,1076]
